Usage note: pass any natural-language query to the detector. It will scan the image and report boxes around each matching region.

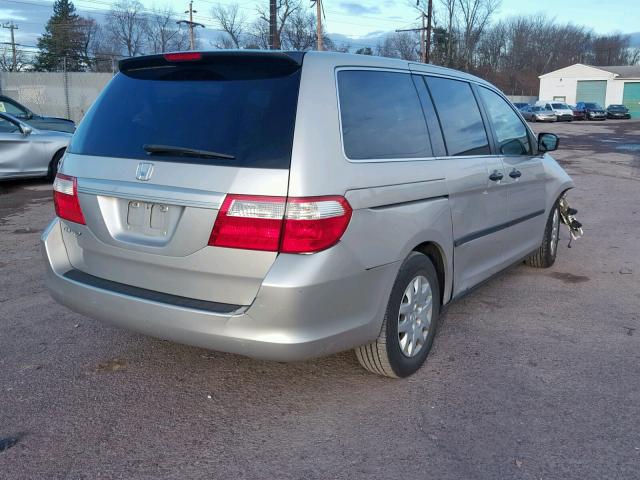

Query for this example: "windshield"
[551,103,568,109]
[609,105,626,110]
[68,61,301,169]
[585,103,602,109]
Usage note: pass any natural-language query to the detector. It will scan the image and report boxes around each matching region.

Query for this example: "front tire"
[355,252,441,378]
[525,201,560,268]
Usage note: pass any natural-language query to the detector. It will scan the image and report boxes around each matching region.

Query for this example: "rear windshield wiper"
[143,144,235,160]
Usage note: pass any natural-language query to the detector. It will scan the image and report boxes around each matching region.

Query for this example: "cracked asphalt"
[1,120,639,479]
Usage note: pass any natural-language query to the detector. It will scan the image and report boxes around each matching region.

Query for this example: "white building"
[538,63,640,118]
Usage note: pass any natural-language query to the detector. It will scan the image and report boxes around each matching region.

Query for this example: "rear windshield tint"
[68,60,301,169]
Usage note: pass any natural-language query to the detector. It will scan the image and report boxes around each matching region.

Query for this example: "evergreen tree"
[34,0,85,71]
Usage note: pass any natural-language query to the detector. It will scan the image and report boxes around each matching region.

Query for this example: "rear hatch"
[58,52,303,307]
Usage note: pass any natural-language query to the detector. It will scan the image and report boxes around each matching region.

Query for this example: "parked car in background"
[574,102,607,121]
[0,95,76,133]
[43,51,576,378]
[512,102,529,111]
[606,104,631,119]
[536,101,573,121]
[521,105,557,122]
[568,105,586,121]
[0,112,70,180]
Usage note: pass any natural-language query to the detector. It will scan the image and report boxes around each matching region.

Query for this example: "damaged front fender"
[559,193,583,243]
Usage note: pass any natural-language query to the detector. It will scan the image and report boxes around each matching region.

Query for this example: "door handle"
[509,169,522,179]
[489,171,504,182]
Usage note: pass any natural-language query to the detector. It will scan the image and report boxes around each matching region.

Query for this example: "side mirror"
[20,125,33,136]
[538,132,559,152]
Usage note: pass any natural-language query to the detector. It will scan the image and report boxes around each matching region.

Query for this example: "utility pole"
[420,13,425,62]
[177,1,205,50]
[425,0,433,64]
[2,22,18,71]
[269,0,278,49]
[314,0,323,51]
[397,0,433,63]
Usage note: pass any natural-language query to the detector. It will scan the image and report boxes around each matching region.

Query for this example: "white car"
[535,101,574,122]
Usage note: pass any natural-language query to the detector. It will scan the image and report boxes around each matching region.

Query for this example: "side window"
[0,100,26,117]
[0,117,20,133]
[337,70,432,160]
[478,87,531,156]
[425,76,490,156]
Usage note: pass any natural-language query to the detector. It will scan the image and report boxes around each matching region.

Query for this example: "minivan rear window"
[337,70,432,160]
[68,59,301,169]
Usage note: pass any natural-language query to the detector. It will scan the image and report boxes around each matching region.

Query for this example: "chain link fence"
[0,71,113,123]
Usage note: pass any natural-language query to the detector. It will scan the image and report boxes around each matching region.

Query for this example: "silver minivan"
[43,51,579,377]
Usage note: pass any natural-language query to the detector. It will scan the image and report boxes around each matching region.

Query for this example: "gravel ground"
[0,119,639,479]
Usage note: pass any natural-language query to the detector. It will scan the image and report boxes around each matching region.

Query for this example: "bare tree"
[106,0,148,57]
[627,48,640,66]
[211,3,247,49]
[438,0,457,66]
[280,9,315,50]
[76,17,101,69]
[247,19,270,49]
[376,32,420,61]
[0,46,31,71]
[592,34,633,65]
[457,0,500,69]
[257,0,300,49]
[146,6,189,53]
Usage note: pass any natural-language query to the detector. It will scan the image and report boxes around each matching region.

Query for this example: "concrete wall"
[0,72,113,123]
[538,63,626,106]
[507,95,538,104]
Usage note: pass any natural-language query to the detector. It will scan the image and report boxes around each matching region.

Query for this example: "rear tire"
[525,200,560,268]
[47,149,65,181]
[355,252,441,378]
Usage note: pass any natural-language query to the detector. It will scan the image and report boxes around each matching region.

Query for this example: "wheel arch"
[48,147,66,177]
[412,241,450,305]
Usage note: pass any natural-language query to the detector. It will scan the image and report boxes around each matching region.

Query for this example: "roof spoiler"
[119,50,305,72]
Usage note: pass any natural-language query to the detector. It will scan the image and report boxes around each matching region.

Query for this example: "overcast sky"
[2,0,639,51]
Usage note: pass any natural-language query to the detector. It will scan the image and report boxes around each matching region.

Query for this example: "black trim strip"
[63,269,242,314]
[454,209,545,247]
[370,195,448,210]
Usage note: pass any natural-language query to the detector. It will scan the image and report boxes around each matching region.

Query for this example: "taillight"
[209,195,286,251]
[281,196,352,253]
[53,173,85,225]
[209,195,352,254]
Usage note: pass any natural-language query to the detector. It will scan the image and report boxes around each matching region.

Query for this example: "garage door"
[576,80,607,106]
[623,82,640,119]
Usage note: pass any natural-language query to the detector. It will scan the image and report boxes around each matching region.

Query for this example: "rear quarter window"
[337,70,432,160]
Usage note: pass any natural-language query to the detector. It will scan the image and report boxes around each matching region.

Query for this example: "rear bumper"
[42,219,397,361]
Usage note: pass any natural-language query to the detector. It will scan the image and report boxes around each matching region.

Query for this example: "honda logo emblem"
[135,162,154,181]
